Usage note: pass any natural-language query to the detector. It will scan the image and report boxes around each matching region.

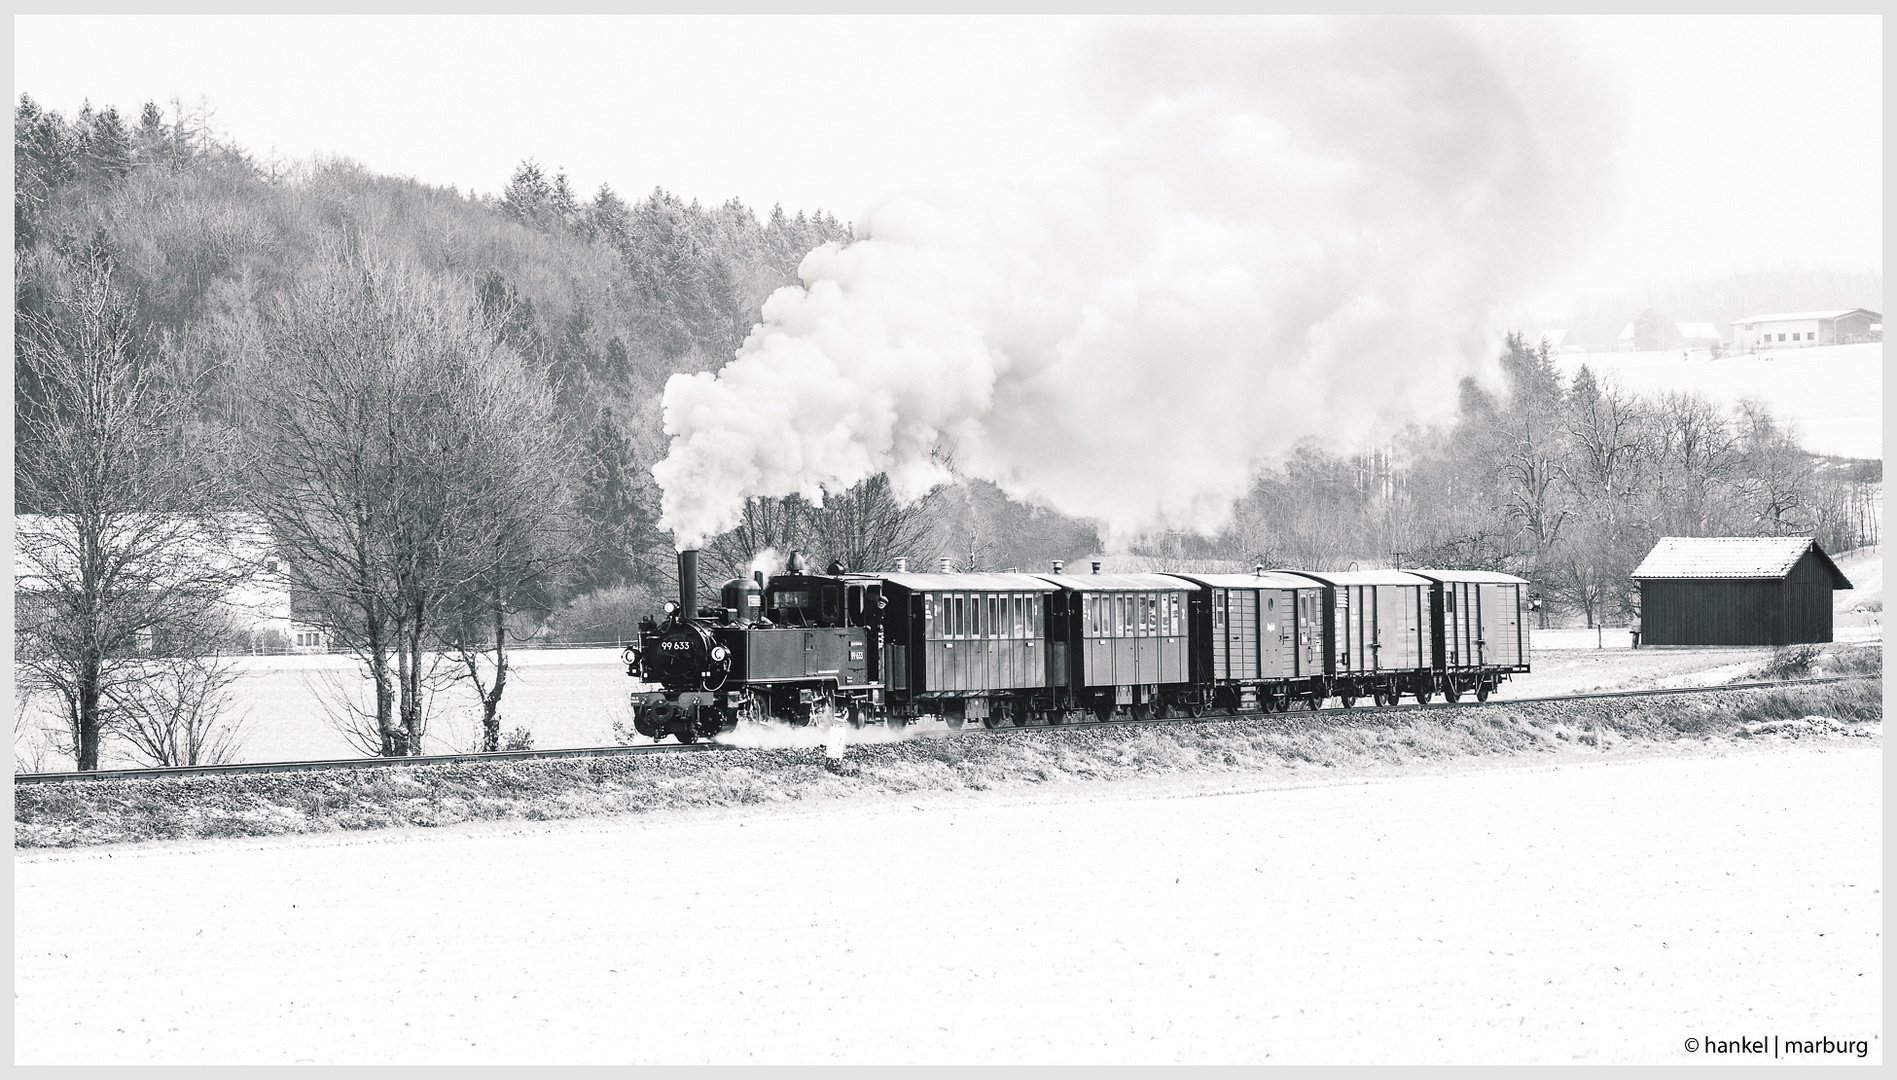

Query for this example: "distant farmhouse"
[12,513,331,654]
[1613,319,1724,353]
[1732,309,1882,352]
[1674,322,1724,349]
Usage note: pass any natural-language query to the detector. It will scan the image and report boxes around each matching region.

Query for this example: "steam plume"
[656,17,1620,548]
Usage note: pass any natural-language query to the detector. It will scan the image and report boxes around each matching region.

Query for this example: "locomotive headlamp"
[711,645,730,662]
[620,646,640,666]
[664,601,679,615]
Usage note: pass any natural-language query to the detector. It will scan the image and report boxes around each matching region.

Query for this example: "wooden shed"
[1631,537,1851,646]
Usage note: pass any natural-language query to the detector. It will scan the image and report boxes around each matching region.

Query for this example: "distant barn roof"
[1631,537,1851,588]
[1733,308,1881,324]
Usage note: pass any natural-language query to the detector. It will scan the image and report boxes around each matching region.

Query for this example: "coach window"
[987,594,999,638]
[1088,594,1102,637]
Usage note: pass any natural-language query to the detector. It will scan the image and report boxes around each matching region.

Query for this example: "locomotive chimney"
[1255,564,1265,576]
[1091,561,1102,574]
[1052,560,1064,574]
[678,549,699,617]
[895,557,908,572]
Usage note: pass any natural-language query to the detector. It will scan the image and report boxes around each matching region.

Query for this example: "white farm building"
[1732,309,1881,352]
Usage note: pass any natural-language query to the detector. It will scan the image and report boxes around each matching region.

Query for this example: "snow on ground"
[1552,343,1882,460]
[14,743,1880,1064]
[1513,646,1774,696]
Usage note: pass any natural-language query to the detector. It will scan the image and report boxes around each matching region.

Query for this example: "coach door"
[1259,591,1294,679]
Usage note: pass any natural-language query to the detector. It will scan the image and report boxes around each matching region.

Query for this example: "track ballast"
[13,675,1872,785]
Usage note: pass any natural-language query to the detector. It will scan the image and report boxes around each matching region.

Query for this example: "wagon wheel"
[845,700,865,729]
[1045,709,1063,726]
[1305,690,1323,710]
[1095,701,1116,723]
[886,712,908,732]
[1414,682,1434,705]
[1278,689,1294,712]
[675,728,697,744]
[1475,680,1492,703]
[980,712,1000,729]
[1339,689,1356,708]
[1132,701,1155,721]
[1443,680,1462,703]
[1371,688,1388,707]
[1009,701,1028,727]
[946,713,966,730]
[1185,696,1204,718]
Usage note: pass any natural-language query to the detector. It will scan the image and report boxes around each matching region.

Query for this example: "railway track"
[14,674,1873,785]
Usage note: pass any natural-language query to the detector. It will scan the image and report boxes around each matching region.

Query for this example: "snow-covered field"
[13,742,1880,1065]
[1552,343,1882,460]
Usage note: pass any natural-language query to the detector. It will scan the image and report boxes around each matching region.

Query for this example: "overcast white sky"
[13,14,1883,314]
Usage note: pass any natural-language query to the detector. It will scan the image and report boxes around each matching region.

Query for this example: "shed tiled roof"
[1631,537,1851,588]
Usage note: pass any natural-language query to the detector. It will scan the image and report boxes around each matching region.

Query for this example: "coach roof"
[866,572,1057,592]
[1277,569,1436,588]
[1403,569,1530,585]
[1170,572,1326,591]
[1032,573,1201,592]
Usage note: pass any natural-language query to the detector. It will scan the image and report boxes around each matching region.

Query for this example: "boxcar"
[1279,569,1436,705]
[1034,573,1197,719]
[870,572,1058,726]
[1173,571,1328,711]
[1405,569,1530,701]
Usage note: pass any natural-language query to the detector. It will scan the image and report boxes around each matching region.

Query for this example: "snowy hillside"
[1552,343,1882,460]
[1832,544,1882,624]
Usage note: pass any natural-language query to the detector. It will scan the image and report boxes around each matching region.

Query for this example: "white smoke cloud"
[655,17,1621,549]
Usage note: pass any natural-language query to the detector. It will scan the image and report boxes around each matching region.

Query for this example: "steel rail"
[14,674,1874,785]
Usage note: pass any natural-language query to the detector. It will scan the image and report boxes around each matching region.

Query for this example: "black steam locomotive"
[626,548,1531,743]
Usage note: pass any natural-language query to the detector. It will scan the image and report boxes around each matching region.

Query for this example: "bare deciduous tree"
[108,651,249,767]
[14,241,246,770]
[248,235,578,755]
[803,474,938,573]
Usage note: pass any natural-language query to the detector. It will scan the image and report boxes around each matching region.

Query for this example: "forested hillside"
[14,94,856,605]
[16,94,1881,649]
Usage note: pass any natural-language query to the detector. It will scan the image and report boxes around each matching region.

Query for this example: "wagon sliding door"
[1478,584,1525,667]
